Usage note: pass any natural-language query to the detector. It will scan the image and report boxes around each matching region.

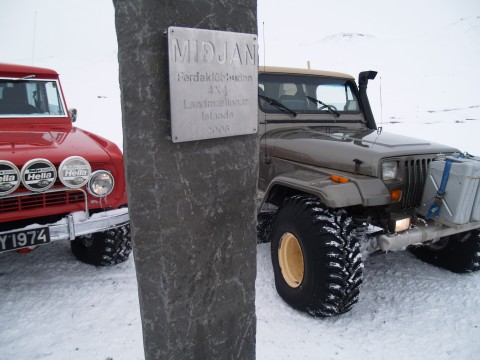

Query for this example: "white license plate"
[0,228,50,252]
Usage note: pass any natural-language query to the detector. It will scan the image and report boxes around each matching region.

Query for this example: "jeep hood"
[0,127,111,165]
[264,128,458,177]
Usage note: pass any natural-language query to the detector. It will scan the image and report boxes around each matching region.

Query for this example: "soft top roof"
[0,63,58,77]
[259,66,355,80]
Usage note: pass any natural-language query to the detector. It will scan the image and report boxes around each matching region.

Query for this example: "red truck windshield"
[0,79,66,117]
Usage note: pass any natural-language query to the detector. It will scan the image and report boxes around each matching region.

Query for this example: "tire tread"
[71,224,132,266]
[271,195,363,317]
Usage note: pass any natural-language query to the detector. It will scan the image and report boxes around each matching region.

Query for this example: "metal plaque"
[168,26,258,143]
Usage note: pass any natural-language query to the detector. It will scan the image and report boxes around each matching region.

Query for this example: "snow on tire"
[70,224,132,266]
[257,211,276,243]
[410,230,480,273]
[271,195,363,317]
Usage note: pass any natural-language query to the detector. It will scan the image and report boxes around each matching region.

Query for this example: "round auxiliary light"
[21,159,57,192]
[0,160,21,196]
[88,170,114,197]
[58,156,91,188]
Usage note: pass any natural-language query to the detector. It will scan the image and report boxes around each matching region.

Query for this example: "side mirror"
[69,108,77,122]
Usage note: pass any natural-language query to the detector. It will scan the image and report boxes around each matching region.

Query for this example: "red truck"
[0,63,131,266]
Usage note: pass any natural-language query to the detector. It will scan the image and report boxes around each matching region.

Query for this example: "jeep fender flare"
[259,173,390,211]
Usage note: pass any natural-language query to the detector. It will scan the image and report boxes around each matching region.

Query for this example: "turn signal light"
[331,174,350,183]
[390,189,402,202]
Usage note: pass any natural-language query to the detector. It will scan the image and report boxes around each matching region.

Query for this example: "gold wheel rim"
[278,232,304,288]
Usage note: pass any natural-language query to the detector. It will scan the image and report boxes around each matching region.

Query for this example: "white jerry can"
[468,155,480,221]
[418,157,480,225]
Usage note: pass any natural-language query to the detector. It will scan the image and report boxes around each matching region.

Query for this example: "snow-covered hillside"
[260,13,480,154]
[2,2,479,153]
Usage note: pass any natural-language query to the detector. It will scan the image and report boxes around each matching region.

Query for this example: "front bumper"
[378,217,480,251]
[0,207,129,246]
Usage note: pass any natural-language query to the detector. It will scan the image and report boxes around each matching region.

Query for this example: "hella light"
[58,156,91,188]
[0,160,21,196]
[88,170,114,197]
[21,159,57,192]
[382,161,398,181]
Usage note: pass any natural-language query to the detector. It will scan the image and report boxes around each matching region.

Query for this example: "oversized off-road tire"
[270,195,363,317]
[410,230,480,273]
[70,224,132,266]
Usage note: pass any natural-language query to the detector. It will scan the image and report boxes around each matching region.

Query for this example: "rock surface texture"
[113,0,258,359]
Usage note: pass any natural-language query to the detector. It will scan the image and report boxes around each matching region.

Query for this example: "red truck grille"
[0,190,85,214]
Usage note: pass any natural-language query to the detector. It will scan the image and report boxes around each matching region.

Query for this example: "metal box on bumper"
[418,157,480,225]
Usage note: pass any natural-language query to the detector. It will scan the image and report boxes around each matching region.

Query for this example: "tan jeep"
[257,66,480,317]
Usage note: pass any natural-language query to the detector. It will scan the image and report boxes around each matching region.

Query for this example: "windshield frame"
[0,77,68,119]
[258,73,362,118]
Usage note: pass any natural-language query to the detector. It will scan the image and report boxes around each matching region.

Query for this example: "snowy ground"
[1,241,480,360]
[0,242,143,360]
[256,245,480,360]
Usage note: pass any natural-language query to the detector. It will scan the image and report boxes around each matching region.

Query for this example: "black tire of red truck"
[70,224,132,266]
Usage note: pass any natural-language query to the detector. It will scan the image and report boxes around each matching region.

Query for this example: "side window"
[25,82,38,108]
[316,84,359,112]
[45,82,64,115]
[316,84,346,110]
[345,86,359,111]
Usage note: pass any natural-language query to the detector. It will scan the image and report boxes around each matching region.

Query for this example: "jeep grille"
[0,190,85,214]
[402,157,433,209]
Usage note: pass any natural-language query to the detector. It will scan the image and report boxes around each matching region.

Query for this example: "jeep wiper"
[259,94,297,117]
[306,96,340,118]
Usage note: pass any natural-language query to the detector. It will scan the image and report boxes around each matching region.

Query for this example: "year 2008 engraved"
[208,125,230,135]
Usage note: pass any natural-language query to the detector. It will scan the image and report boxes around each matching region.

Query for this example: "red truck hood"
[0,127,111,165]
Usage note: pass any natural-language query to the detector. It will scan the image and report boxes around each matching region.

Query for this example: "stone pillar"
[113,1,258,359]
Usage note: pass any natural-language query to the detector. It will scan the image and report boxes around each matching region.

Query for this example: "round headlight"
[59,156,91,188]
[382,161,398,181]
[21,158,57,192]
[88,170,114,197]
[0,160,21,196]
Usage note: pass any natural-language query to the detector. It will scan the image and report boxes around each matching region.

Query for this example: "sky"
[1,0,480,151]
[258,0,477,40]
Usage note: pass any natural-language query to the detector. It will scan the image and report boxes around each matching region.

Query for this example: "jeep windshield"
[258,73,361,117]
[0,78,66,117]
